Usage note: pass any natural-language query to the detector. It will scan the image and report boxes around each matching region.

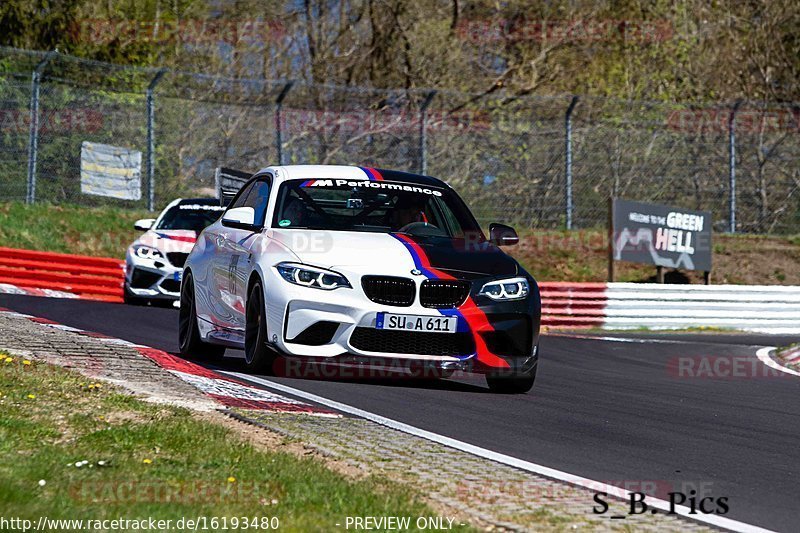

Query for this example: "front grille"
[287,321,339,346]
[130,268,161,289]
[167,252,189,268]
[361,276,415,307]
[160,278,181,293]
[420,279,471,308]
[350,327,474,357]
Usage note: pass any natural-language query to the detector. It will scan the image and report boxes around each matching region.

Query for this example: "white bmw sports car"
[124,198,226,305]
[179,165,541,393]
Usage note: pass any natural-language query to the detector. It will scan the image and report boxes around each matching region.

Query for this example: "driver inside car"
[391,195,430,231]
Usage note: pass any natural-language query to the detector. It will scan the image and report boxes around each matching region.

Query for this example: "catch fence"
[1,47,798,233]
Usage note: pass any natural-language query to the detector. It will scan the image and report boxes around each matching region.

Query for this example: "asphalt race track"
[2,293,798,532]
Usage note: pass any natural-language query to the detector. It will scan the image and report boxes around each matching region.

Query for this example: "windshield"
[156,204,224,232]
[271,179,482,238]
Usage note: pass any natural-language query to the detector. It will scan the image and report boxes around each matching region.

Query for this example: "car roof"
[174,198,221,206]
[256,165,449,189]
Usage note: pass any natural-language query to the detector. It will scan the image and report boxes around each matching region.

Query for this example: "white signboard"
[80,141,142,200]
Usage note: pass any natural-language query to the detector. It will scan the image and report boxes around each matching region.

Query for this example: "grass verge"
[2,201,799,285]
[0,202,149,258]
[0,351,463,531]
[513,228,800,285]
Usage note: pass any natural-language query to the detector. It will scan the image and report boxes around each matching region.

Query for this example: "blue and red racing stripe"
[156,232,197,243]
[390,233,510,369]
[359,167,384,181]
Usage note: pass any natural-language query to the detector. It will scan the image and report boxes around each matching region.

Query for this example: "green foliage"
[0,202,150,258]
[0,358,448,530]
[2,0,799,102]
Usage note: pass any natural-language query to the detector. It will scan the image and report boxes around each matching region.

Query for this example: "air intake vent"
[420,279,471,308]
[349,327,475,357]
[287,321,339,346]
[361,276,415,307]
[130,268,161,289]
[167,252,189,268]
[159,278,181,293]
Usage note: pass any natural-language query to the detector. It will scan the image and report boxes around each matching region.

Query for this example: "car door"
[209,181,254,331]
[214,177,272,332]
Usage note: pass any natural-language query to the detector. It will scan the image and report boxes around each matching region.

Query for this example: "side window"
[229,182,255,210]
[432,196,463,238]
[242,180,271,226]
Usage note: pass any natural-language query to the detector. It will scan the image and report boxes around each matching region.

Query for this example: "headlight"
[479,277,529,301]
[275,262,351,290]
[133,245,163,260]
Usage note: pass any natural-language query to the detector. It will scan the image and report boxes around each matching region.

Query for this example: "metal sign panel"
[612,198,712,272]
[215,167,252,205]
[80,141,142,200]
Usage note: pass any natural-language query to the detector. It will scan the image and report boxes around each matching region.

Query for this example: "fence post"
[274,81,294,165]
[728,100,742,233]
[26,51,55,205]
[146,69,166,212]
[565,96,579,229]
[419,91,437,174]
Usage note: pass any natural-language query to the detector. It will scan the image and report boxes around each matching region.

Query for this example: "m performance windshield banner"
[612,199,712,271]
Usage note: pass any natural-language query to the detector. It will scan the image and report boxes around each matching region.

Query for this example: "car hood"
[134,229,198,253]
[268,230,517,279]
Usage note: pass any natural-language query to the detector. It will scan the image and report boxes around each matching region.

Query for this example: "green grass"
[513,227,800,285]
[0,202,149,258]
[2,201,800,284]
[0,352,461,531]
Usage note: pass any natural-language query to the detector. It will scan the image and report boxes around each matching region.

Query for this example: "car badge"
[411,269,423,276]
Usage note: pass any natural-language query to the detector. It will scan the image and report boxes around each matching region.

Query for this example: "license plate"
[376,312,457,333]
[174,270,183,282]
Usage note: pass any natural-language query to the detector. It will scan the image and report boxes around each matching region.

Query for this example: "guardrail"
[538,282,607,329]
[0,247,124,302]
[603,283,800,334]
[539,281,800,334]
[1,247,798,334]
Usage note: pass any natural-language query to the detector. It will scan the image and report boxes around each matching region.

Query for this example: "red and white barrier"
[603,282,800,334]
[2,247,798,334]
[0,247,124,302]
[540,282,800,334]
[538,282,607,329]
[0,307,339,416]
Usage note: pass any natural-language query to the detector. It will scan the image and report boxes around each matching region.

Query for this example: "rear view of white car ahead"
[124,198,225,305]
[179,165,541,393]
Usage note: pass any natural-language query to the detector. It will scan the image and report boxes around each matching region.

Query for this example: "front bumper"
[124,252,185,301]
[264,267,541,373]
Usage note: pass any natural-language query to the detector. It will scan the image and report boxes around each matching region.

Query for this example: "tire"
[244,280,278,373]
[178,273,225,361]
[486,364,537,394]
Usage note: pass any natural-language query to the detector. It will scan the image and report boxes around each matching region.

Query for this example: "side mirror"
[489,223,519,246]
[134,218,155,231]
[221,206,258,231]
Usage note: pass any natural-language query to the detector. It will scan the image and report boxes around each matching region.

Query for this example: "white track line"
[756,347,800,377]
[223,370,774,533]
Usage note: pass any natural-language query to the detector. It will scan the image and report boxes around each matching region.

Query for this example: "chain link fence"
[1,46,798,233]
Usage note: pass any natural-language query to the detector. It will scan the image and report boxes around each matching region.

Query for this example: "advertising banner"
[612,199,712,272]
[80,142,142,201]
